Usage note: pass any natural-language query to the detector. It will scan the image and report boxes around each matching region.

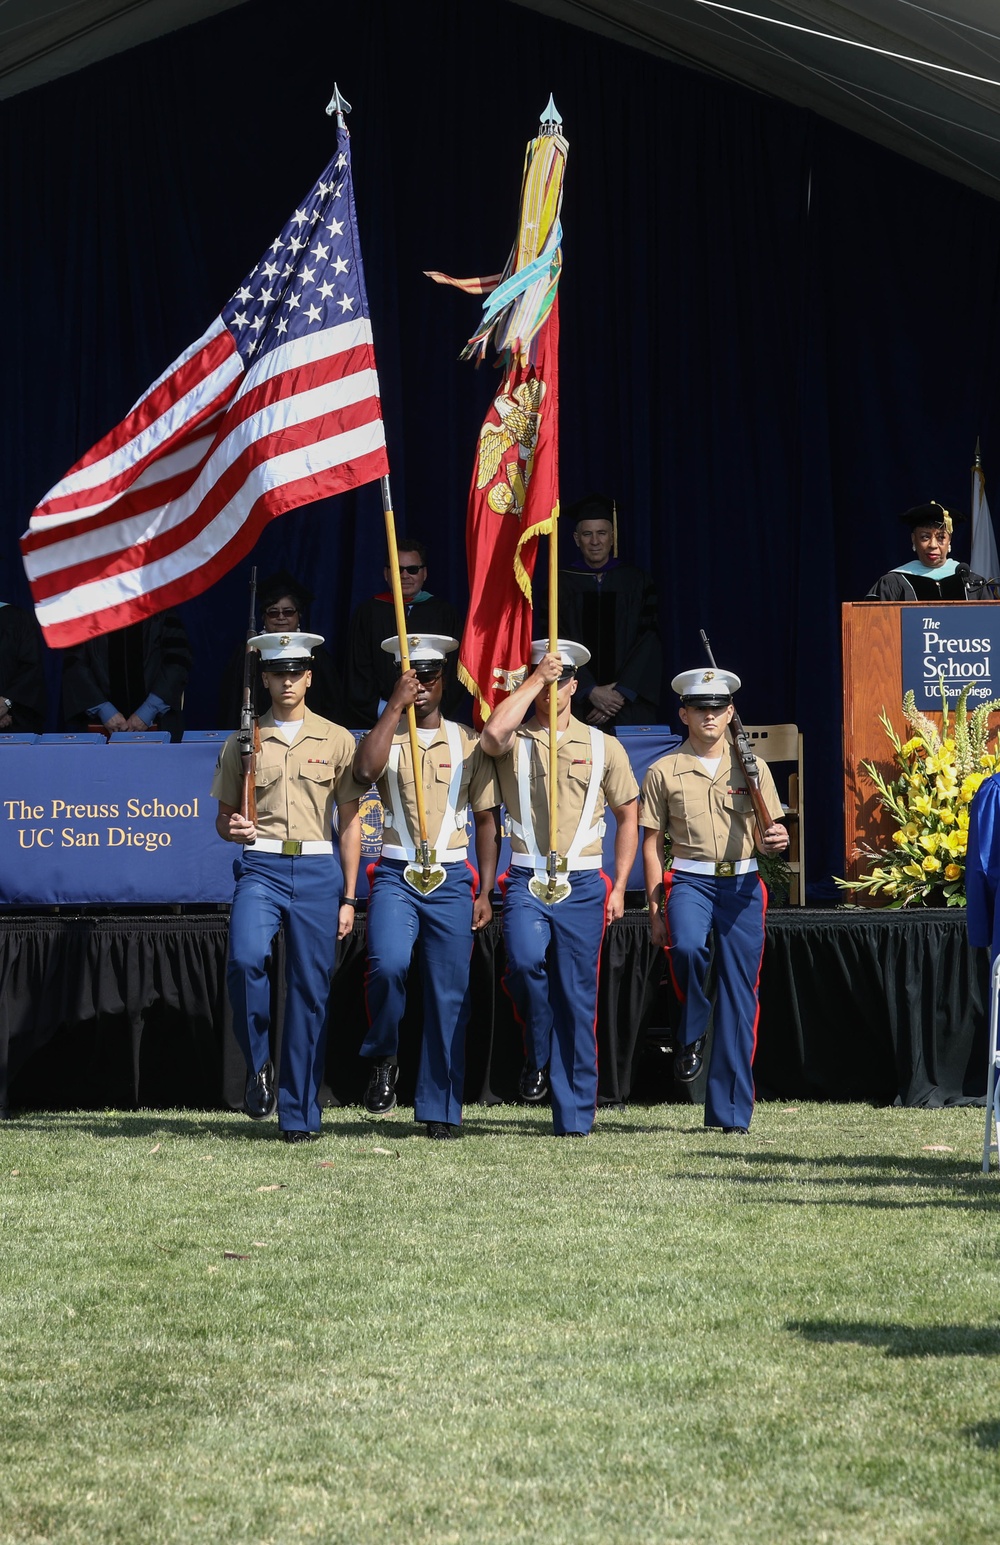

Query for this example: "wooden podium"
[842,600,998,879]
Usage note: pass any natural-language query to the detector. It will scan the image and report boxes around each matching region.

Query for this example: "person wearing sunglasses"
[349,634,500,1139]
[344,537,464,728]
[479,639,639,1137]
[217,569,344,727]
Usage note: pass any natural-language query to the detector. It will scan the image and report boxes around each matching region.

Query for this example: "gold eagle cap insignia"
[280,634,292,646]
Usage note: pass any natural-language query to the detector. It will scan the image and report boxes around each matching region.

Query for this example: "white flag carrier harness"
[510,726,606,872]
[381,720,468,863]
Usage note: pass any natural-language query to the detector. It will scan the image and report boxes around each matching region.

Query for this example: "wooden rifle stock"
[239,569,260,833]
[699,629,774,848]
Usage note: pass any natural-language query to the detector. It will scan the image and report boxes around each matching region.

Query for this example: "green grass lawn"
[2,1102,1000,1544]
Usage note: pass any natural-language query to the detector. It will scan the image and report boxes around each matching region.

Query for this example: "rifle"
[699,628,775,849]
[238,568,260,842]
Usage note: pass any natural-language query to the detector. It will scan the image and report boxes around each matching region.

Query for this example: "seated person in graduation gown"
[554,494,661,728]
[61,611,192,740]
[866,501,990,601]
[345,536,464,728]
[217,570,344,729]
[0,599,46,732]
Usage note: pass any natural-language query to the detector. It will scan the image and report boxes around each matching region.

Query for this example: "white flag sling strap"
[510,726,605,873]
[382,720,467,865]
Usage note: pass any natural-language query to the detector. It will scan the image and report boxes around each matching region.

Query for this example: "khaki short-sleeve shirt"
[491,717,639,859]
[346,720,499,853]
[639,740,783,865]
[211,710,358,844]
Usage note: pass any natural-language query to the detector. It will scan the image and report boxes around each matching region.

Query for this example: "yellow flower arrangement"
[836,681,1000,908]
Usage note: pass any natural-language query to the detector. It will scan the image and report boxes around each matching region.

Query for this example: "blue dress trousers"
[662,867,767,1131]
[362,857,478,1125]
[500,864,611,1136]
[227,848,343,1133]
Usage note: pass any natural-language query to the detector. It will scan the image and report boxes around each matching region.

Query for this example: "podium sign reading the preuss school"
[901,607,1000,709]
[0,743,235,904]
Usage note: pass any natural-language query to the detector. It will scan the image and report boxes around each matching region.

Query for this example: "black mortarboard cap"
[900,501,966,533]
[566,493,616,528]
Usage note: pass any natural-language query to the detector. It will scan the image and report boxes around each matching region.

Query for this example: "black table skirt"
[0,908,990,1113]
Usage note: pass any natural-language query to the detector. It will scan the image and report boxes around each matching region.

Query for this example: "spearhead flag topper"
[21,118,389,648]
[427,96,568,726]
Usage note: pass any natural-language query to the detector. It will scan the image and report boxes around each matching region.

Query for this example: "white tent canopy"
[5,0,1000,200]
[514,0,1000,199]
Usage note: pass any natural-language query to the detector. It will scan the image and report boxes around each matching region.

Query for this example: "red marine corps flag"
[21,90,389,648]
[427,97,568,725]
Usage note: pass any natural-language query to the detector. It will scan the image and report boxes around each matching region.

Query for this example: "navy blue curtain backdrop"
[5,0,1000,898]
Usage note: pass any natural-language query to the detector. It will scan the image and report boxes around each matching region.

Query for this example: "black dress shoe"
[244,1060,277,1120]
[722,1126,749,1135]
[426,1122,461,1140]
[675,1036,707,1083]
[364,1060,398,1114]
[282,1130,320,1144]
[518,1063,549,1104]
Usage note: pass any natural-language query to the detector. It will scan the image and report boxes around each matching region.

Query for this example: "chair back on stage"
[740,723,805,905]
[38,732,105,745]
[108,731,171,744]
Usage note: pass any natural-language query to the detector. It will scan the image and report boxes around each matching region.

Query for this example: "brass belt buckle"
[281,839,302,857]
[715,860,735,878]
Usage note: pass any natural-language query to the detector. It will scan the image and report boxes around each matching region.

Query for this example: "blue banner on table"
[2,728,682,905]
[0,743,235,904]
[900,606,1000,710]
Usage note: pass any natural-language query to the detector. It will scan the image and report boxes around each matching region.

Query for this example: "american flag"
[21,124,389,648]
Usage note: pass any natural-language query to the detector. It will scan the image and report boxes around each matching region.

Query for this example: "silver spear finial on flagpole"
[325,84,352,128]
[540,93,562,134]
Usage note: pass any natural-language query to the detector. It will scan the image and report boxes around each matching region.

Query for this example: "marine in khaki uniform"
[352,634,500,1139]
[212,631,361,1142]
[480,640,639,1136]
[640,666,788,1134]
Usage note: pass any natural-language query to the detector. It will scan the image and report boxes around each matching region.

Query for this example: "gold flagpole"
[325,87,442,896]
[546,508,560,899]
[380,474,444,894]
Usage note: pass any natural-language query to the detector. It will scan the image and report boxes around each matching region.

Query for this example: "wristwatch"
[1,697,10,711]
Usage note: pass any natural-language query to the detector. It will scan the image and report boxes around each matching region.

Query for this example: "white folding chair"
[982,953,1000,1173]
